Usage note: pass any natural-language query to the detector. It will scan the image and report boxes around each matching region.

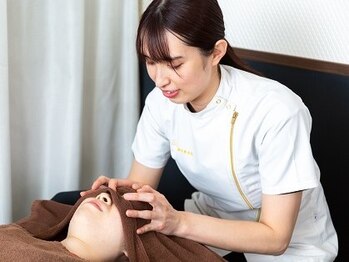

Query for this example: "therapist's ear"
[211,39,227,66]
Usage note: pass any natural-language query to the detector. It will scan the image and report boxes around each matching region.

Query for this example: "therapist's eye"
[168,62,182,70]
[146,60,156,66]
[172,63,182,70]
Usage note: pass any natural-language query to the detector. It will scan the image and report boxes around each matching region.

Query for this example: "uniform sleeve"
[259,105,320,194]
[131,90,171,169]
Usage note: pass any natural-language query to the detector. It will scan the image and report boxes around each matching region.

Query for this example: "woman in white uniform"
[83,0,338,261]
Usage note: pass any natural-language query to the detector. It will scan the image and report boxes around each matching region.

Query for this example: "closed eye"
[146,60,156,66]
[173,63,183,69]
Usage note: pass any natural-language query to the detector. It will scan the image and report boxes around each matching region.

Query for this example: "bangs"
[136,19,172,63]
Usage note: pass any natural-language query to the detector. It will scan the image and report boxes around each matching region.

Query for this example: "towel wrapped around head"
[7,187,226,262]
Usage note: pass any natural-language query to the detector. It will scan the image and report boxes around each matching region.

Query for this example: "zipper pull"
[231,111,238,125]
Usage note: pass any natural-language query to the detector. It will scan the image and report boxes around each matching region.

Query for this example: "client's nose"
[96,192,112,205]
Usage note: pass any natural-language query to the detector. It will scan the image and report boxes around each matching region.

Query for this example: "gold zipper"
[229,111,254,210]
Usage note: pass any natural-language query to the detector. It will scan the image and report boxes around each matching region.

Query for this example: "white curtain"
[0,0,141,223]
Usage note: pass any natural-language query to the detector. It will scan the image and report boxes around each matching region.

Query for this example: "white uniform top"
[132,65,338,261]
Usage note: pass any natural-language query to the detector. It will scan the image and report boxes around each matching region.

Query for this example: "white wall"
[142,0,152,13]
[219,0,349,64]
[142,1,349,64]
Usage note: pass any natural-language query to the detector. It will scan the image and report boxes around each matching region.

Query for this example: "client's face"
[67,192,126,260]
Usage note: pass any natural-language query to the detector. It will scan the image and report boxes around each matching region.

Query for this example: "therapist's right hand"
[80,175,137,196]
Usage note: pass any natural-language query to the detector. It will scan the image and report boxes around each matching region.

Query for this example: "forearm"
[176,211,288,255]
[175,193,301,255]
[128,159,164,189]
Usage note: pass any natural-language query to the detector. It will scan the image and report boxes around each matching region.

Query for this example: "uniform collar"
[184,65,235,117]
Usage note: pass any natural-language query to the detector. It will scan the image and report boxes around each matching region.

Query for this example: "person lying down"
[0,187,226,262]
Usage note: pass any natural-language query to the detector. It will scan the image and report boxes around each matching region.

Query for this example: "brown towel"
[0,224,83,261]
[12,187,226,262]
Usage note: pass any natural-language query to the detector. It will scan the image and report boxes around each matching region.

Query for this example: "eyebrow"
[144,55,184,61]
[170,56,183,60]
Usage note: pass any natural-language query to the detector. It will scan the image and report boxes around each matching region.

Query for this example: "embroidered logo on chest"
[172,141,193,157]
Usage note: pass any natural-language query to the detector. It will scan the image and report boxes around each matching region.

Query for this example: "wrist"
[174,211,190,237]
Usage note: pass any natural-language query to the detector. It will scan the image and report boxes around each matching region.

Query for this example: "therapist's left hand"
[123,184,181,235]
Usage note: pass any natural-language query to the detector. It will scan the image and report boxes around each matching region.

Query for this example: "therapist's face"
[144,31,220,112]
[68,192,125,260]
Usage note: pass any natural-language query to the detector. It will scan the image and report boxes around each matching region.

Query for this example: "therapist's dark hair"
[136,0,257,74]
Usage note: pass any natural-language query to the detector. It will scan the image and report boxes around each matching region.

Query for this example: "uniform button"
[216,99,221,104]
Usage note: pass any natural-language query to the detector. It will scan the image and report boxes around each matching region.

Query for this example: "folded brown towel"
[8,187,226,262]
